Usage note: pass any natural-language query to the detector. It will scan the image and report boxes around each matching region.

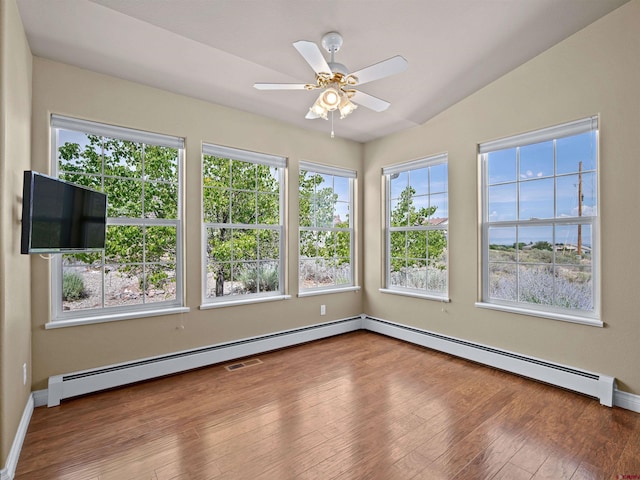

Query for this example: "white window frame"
[381,153,449,301]
[298,161,358,296]
[49,115,187,328]
[477,116,601,327]
[200,143,288,308]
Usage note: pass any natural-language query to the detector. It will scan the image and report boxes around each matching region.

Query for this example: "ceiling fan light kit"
[254,31,407,136]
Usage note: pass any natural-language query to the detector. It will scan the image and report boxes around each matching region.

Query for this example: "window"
[202,144,285,305]
[299,162,355,293]
[383,154,449,299]
[479,116,599,324]
[51,115,185,323]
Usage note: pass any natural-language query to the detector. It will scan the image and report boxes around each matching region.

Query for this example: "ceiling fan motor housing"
[321,32,343,54]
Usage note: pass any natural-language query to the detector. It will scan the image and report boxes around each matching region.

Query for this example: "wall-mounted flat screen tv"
[21,171,107,254]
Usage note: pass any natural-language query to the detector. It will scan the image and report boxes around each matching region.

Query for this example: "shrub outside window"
[202,144,285,305]
[383,154,449,299]
[51,115,184,322]
[299,162,355,292]
[479,116,599,324]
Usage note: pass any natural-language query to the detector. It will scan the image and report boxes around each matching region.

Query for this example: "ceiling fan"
[254,32,408,125]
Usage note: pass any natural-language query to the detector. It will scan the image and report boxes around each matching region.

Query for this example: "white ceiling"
[17,0,628,143]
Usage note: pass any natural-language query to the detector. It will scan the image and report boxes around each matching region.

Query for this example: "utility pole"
[577,161,582,256]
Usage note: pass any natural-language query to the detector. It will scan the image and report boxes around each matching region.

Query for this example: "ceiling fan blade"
[253,83,309,90]
[351,90,391,112]
[349,55,408,86]
[293,40,332,76]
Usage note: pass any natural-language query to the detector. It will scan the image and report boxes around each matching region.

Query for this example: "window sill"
[46,306,191,329]
[379,288,450,302]
[298,286,361,297]
[474,302,603,327]
[199,294,291,310]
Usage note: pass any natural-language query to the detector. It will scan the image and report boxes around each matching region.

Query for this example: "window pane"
[487,148,516,184]
[231,191,257,224]
[105,225,143,264]
[520,141,554,179]
[203,187,230,223]
[144,181,178,219]
[554,265,592,310]
[103,139,141,178]
[299,230,317,258]
[256,165,279,193]
[336,259,351,285]
[390,197,409,227]
[555,224,592,263]
[407,230,426,261]
[207,262,231,297]
[556,172,597,218]
[232,161,256,190]
[145,146,178,182]
[257,193,279,225]
[390,231,406,259]
[488,227,516,261]
[145,226,176,263]
[489,263,517,301]
[259,229,279,260]
[334,176,349,202]
[57,130,100,173]
[104,264,144,307]
[203,155,230,186]
[519,178,554,220]
[488,183,517,221]
[390,171,408,199]
[62,263,102,311]
[517,225,553,263]
[557,131,596,174]
[428,262,447,294]
[518,265,554,305]
[430,163,448,194]
[232,229,257,260]
[409,167,429,196]
[105,178,143,218]
[429,192,448,219]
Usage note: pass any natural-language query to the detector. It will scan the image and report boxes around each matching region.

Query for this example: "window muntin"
[480,117,599,318]
[202,144,285,303]
[51,115,184,320]
[383,154,449,298]
[299,162,355,291]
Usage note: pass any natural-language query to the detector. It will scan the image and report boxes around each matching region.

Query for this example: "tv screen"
[21,171,107,254]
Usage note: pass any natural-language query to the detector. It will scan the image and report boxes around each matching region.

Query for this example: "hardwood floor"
[16,331,640,480]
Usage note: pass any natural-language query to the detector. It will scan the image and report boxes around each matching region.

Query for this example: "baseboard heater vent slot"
[362,316,615,407]
[47,317,362,407]
[225,358,263,372]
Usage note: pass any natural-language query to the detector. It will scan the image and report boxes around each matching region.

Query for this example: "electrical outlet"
[320,304,326,316]
[23,363,27,386]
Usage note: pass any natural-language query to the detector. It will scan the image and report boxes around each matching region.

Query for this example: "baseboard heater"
[47,317,362,407]
[47,314,615,408]
[362,316,615,407]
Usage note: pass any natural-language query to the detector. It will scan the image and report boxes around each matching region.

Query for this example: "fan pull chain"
[331,111,335,138]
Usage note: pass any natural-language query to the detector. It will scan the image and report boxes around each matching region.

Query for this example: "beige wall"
[29,58,364,390]
[19,0,640,425]
[364,0,640,393]
[0,0,32,464]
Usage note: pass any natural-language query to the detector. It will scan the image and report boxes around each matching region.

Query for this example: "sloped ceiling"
[17,0,629,142]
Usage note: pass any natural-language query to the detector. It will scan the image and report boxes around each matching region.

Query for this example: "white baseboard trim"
[0,393,34,480]
[38,313,640,413]
[363,315,616,407]
[614,388,640,413]
[47,316,362,406]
